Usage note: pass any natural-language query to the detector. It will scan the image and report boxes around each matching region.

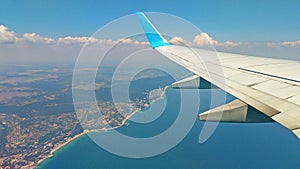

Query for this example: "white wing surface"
[137,12,300,139]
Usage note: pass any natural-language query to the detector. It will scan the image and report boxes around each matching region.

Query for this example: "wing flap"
[292,129,300,139]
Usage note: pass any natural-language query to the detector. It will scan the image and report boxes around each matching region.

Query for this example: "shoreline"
[35,86,169,168]
[35,130,88,167]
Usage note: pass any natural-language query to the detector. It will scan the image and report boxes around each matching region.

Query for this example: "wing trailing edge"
[199,99,274,123]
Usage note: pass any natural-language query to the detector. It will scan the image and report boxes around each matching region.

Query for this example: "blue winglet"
[136,12,171,48]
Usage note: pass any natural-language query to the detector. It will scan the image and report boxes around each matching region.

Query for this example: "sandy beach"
[0,158,3,167]
[35,130,88,167]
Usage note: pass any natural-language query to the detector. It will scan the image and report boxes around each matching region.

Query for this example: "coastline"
[35,130,88,168]
[35,86,169,168]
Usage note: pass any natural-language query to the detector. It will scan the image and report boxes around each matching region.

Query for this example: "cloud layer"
[0,24,299,64]
[169,33,240,47]
[0,25,150,47]
[1,24,299,48]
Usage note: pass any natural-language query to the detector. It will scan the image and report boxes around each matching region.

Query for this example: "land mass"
[0,66,173,169]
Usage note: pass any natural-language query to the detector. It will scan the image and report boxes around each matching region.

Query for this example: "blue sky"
[1,0,299,42]
[0,0,299,65]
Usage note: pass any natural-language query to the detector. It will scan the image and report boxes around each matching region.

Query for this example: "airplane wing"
[136,12,300,139]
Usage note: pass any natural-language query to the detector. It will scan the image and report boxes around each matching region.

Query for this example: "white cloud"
[193,33,241,47]
[57,36,114,45]
[0,25,147,46]
[193,33,218,46]
[119,38,132,44]
[56,36,148,47]
[169,36,186,45]
[57,36,90,45]
[132,40,149,46]
[0,25,55,44]
[117,38,149,47]
[217,41,240,47]
[265,41,300,47]
[0,25,18,43]
[169,33,240,48]
[282,40,300,46]
[22,33,55,44]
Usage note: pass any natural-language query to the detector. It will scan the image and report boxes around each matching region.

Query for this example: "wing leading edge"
[137,12,300,139]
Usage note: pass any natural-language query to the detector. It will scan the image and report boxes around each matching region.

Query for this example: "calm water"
[38,88,300,169]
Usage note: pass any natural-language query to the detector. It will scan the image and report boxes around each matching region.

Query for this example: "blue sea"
[37,88,300,169]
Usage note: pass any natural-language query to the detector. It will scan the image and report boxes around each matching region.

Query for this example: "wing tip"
[136,12,171,48]
[136,12,144,15]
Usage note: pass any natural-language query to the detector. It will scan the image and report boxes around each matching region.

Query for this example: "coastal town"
[0,87,167,169]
